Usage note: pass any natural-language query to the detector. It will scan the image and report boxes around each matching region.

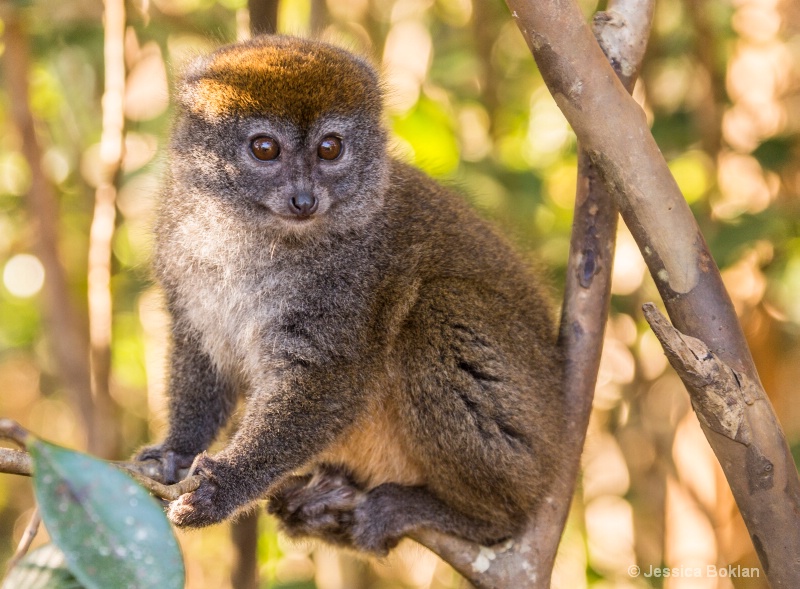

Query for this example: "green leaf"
[28,440,184,589]
[1,544,83,589]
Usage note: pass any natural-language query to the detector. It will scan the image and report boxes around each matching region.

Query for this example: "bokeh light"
[3,254,45,299]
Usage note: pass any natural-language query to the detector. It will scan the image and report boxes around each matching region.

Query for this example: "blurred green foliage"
[1,0,799,587]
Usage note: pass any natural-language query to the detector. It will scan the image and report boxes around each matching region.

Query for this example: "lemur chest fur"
[174,248,290,379]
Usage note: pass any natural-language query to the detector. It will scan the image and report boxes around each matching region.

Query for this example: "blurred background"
[0,0,798,587]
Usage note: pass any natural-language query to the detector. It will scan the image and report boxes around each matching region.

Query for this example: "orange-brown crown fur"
[181,36,382,126]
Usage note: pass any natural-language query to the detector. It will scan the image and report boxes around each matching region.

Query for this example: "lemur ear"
[172,53,214,116]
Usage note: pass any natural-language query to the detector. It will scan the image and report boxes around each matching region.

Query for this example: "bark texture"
[505,0,800,586]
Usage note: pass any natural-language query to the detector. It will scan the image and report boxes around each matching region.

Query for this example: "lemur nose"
[289,192,318,217]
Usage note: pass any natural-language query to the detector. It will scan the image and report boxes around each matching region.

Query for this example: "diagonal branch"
[506,0,800,586]
[5,508,41,574]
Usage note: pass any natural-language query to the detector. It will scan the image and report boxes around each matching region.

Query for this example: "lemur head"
[171,36,389,238]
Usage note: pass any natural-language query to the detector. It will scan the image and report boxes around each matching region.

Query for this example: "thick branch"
[506,0,800,586]
[506,0,746,373]
[643,305,800,572]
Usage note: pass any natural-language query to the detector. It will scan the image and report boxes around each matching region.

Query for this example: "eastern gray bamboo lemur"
[136,35,565,554]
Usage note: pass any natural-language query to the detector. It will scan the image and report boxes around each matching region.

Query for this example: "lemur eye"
[318,136,342,160]
[250,136,280,161]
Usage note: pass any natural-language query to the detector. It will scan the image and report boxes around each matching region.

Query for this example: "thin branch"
[85,0,128,459]
[0,448,201,502]
[505,0,800,586]
[554,0,654,524]
[471,0,505,129]
[591,1,653,91]
[0,420,200,502]
[643,304,800,580]
[122,468,202,501]
[0,419,31,448]
[6,508,41,573]
[0,449,32,475]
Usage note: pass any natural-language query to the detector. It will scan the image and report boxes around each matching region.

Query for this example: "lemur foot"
[268,464,364,547]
